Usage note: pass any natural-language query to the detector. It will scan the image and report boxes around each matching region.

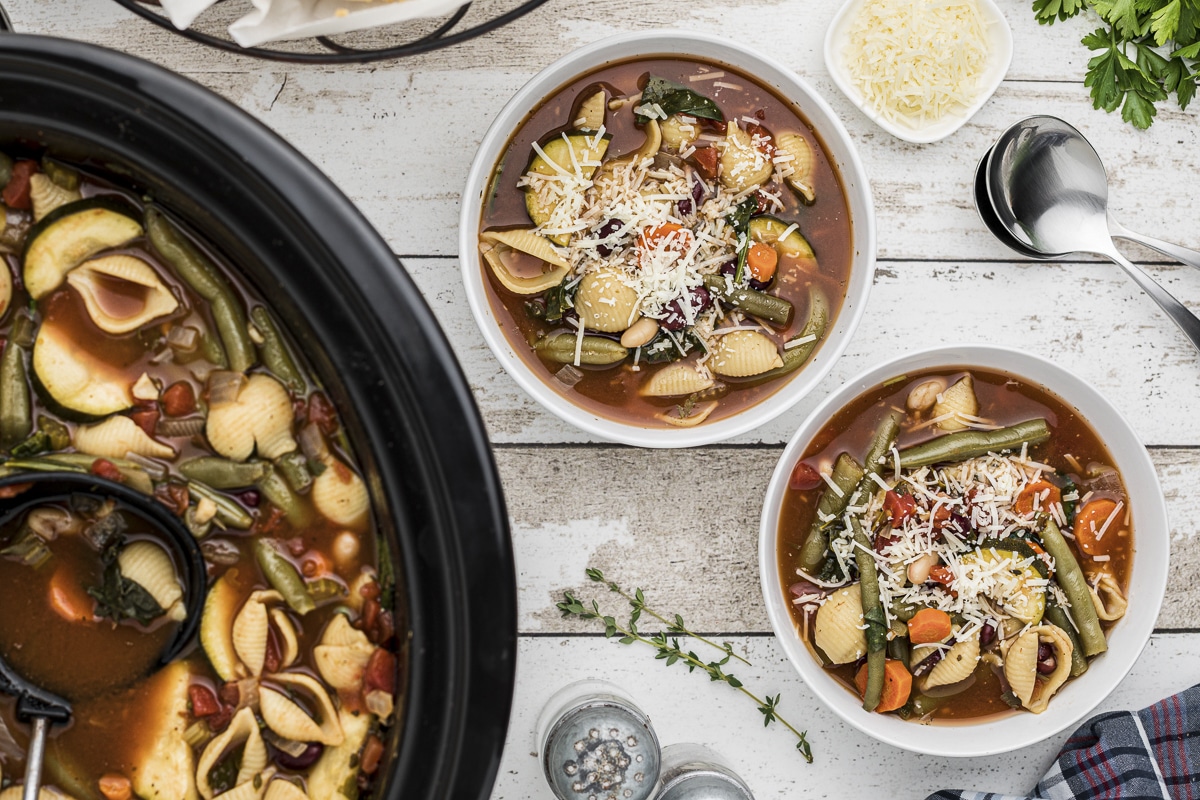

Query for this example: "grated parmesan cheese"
[841,0,992,128]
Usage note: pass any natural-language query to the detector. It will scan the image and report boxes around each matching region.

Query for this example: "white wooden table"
[14,1,1200,796]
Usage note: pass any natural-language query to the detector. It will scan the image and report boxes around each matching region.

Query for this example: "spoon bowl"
[972,146,1049,260]
[983,115,1200,353]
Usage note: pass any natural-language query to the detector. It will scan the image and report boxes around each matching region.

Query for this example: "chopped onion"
[207,370,245,407]
[166,324,198,353]
[298,421,329,462]
[554,364,584,389]
[123,451,168,480]
[263,729,308,758]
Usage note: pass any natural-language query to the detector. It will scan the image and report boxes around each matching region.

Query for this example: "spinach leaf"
[88,561,164,626]
[641,330,705,364]
[542,277,576,324]
[635,76,724,125]
[726,196,758,284]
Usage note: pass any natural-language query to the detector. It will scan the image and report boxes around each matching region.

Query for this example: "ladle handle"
[1100,244,1200,354]
[1110,216,1200,271]
[21,717,48,800]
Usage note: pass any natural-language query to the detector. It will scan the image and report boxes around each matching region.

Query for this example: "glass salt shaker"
[536,679,662,800]
[654,743,755,800]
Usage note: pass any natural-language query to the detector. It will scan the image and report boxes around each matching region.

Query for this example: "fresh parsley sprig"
[558,571,814,763]
[1032,0,1200,128]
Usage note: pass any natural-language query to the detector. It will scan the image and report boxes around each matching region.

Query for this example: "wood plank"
[498,446,1200,633]
[401,257,1200,446]
[11,2,1200,261]
[495,633,1200,798]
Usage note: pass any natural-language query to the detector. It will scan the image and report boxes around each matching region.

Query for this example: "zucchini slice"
[32,320,133,417]
[132,662,200,800]
[23,198,143,299]
[524,133,610,246]
[747,216,817,269]
[960,545,1047,624]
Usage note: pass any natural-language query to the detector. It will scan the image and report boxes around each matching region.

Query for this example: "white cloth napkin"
[156,0,470,47]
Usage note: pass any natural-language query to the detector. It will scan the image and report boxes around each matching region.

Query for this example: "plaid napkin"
[927,684,1200,800]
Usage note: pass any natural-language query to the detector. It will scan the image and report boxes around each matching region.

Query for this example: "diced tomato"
[218,682,240,707]
[360,735,385,775]
[3,160,37,210]
[689,146,719,180]
[129,407,159,438]
[928,565,958,597]
[307,392,339,436]
[787,462,822,491]
[188,684,221,718]
[873,532,899,553]
[90,459,123,483]
[883,491,916,525]
[363,649,396,695]
[744,122,776,157]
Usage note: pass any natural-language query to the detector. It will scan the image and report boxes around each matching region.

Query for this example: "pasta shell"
[213,776,273,800]
[933,375,979,432]
[655,401,718,428]
[660,114,699,152]
[196,707,268,800]
[263,780,309,800]
[1003,625,1073,714]
[74,415,176,461]
[918,633,980,691]
[595,120,662,182]
[260,673,344,746]
[270,608,300,669]
[314,616,375,691]
[312,456,370,531]
[574,88,606,132]
[775,132,816,203]
[709,331,783,378]
[814,586,867,665]
[29,173,82,223]
[119,541,185,622]
[67,254,180,334]
[305,708,372,800]
[206,373,296,462]
[719,124,774,193]
[1089,573,1128,621]
[480,243,568,296]
[233,590,283,678]
[639,362,714,397]
[480,229,569,269]
[573,269,640,333]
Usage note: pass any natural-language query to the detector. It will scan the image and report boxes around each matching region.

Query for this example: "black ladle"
[0,472,207,800]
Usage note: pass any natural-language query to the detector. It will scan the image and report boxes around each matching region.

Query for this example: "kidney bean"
[238,489,261,507]
[594,219,625,257]
[161,381,197,417]
[980,622,997,647]
[659,286,712,331]
[1037,653,1058,675]
[275,743,324,770]
[207,705,232,734]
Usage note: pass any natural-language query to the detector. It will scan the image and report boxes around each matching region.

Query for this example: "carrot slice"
[49,566,96,623]
[1014,479,1062,517]
[746,242,778,283]
[855,659,913,713]
[907,607,953,645]
[1073,498,1122,556]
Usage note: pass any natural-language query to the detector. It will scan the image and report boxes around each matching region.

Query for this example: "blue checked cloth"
[928,684,1200,800]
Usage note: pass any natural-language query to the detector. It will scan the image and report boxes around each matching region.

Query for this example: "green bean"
[275,451,313,494]
[1038,518,1107,657]
[862,411,902,482]
[897,419,1051,469]
[798,453,864,573]
[1043,597,1089,677]
[889,598,919,623]
[702,274,793,326]
[254,539,315,615]
[179,457,270,489]
[888,634,911,666]
[257,467,312,528]
[145,207,255,373]
[8,453,154,494]
[186,481,253,530]
[198,329,228,370]
[851,515,887,711]
[751,286,829,383]
[535,334,628,365]
[0,329,31,451]
[251,307,304,393]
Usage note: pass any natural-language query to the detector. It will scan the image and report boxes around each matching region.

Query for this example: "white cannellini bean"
[619,317,659,348]
[906,378,947,413]
[907,552,939,584]
[332,531,361,571]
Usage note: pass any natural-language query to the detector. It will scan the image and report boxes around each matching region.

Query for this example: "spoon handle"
[1109,215,1200,270]
[1100,244,1200,354]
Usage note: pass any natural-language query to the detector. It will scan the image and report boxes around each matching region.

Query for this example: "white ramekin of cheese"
[824,0,1014,144]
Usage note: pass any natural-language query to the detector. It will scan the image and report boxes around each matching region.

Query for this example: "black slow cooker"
[0,34,516,799]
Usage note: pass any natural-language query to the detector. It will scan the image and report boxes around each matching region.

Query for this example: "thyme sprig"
[583,567,750,666]
[558,572,813,763]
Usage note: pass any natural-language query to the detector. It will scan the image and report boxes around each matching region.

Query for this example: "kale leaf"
[635,76,724,125]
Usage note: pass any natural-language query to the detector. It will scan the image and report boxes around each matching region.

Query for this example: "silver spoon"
[985,115,1200,353]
